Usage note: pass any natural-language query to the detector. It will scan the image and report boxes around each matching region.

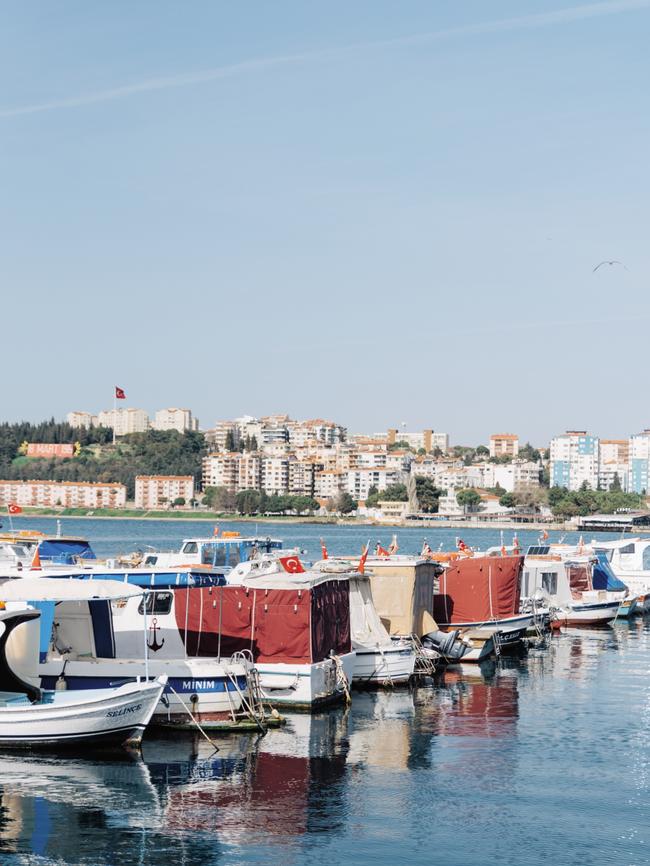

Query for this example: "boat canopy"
[433,555,523,625]
[38,538,96,563]
[47,570,225,589]
[348,575,392,646]
[592,552,627,592]
[0,578,143,602]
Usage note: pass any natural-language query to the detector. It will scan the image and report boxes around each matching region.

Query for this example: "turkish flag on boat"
[7,503,22,515]
[358,541,370,574]
[320,538,328,560]
[279,555,306,574]
[115,386,126,399]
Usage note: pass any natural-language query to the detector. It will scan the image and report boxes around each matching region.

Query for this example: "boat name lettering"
[106,704,142,718]
[182,680,215,690]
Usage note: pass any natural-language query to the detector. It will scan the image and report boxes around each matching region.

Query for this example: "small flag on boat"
[279,555,305,574]
[421,540,432,557]
[320,538,328,560]
[457,538,468,552]
[358,541,370,574]
[115,386,126,400]
[513,533,520,553]
[387,534,399,555]
[7,503,21,515]
[540,529,549,542]
[375,543,390,557]
[213,526,220,536]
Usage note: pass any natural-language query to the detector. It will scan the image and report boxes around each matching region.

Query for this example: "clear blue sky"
[2,1,649,445]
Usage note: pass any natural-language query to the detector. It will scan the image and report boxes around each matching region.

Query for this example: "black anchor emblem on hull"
[147,617,165,652]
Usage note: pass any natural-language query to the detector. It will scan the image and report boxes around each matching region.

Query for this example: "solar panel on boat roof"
[527,545,551,555]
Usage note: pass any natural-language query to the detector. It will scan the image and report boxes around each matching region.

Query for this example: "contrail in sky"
[1,0,648,119]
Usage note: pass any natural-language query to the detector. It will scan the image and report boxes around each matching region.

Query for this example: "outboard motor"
[422,629,462,660]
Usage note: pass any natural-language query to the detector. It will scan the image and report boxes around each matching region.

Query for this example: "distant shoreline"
[5,509,631,533]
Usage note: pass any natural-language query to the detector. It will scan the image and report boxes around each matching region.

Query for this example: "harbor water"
[3,519,650,865]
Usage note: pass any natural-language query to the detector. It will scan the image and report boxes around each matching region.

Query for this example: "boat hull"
[352,643,415,686]
[39,658,248,723]
[256,652,356,708]
[553,600,620,627]
[0,678,164,749]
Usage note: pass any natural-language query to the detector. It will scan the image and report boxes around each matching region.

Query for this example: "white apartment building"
[550,431,599,490]
[97,408,150,436]
[0,480,126,509]
[151,408,199,433]
[489,434,520,459]
[385,451,413,473]
[628,430,650,493]
[386,428,449,453]
[344,468,406,502]
[314,470,345,500]
[67,411,98,428]
[480,460,540,492]
[261,457,290,494]
[135,475,194,509]
[355,451,387,469]
[288,460,323,497]
[202,454,239,492]
[237,454,262,490]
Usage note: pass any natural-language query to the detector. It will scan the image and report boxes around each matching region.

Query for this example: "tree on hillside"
[414,477,445,513]
[335,491,357,514]
[456,488,482,513]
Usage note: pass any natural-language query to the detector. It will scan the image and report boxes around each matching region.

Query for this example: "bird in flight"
[593,260,628,272]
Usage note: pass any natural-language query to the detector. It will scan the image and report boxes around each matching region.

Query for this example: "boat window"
[229,546,241,566]
[182,542,198,554]
[619,544,635,555]
[541,572,557,595]
[138,592,173,615]
[643,548,650,571]
[144,555,157,566]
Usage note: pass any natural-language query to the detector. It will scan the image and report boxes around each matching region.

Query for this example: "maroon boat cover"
[174,581,351,664]
[432,555,524,624]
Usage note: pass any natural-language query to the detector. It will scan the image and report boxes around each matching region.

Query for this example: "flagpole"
[113,387,116,446]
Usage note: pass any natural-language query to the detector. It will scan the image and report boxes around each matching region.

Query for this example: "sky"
[1,1,649,446]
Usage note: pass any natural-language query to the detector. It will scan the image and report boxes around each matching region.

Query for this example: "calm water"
[3,518,650,865]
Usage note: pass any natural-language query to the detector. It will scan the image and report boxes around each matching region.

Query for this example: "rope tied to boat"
[166,682,220,755]
[330,653,352,704]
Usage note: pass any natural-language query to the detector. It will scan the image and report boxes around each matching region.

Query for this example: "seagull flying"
[593,260,628,273]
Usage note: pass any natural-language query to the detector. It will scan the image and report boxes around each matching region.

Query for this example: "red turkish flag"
[279,555,305,574]
[115,386,126,399]
[358,542,370,574]
[7,503,22,514]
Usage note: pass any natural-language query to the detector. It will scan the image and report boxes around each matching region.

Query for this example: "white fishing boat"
[590,538,650,614]
[521,548,620,626]
[2,577,254,726]
[0,590,165,749]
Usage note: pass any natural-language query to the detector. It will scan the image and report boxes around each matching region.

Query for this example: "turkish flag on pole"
[7,503,22,515]
[320,538,328,560]
[279,555,306,574]
[115,386,126,400]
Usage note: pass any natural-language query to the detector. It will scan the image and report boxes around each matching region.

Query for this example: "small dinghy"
[0,582,166,750]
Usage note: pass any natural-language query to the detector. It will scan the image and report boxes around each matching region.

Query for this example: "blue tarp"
[41,570,225,588]
[30,601,55,662]
[593,552,628,592]
[38,539,96,563]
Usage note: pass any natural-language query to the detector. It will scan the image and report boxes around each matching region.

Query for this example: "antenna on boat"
[56,519,61,538]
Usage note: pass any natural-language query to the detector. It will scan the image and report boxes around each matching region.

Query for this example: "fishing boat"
[234,552,416,687]
[521,547,620,626]
[590,538,650,614]
[6,575,257,726]
[0,585,165,749]
[335,553,494,664]
[431,554,532,653]
[142,534,284,570]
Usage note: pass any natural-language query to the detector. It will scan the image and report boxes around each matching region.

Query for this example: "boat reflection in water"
[0,671,524,864]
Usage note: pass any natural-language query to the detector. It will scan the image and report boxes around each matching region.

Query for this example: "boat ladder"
[227,651,270,732]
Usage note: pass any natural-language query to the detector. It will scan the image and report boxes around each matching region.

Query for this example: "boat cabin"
[143,535,283,570]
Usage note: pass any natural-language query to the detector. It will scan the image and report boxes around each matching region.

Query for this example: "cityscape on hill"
[0,407,648,527]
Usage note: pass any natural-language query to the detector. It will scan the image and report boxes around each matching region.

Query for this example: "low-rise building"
[97,408,150,436]
[135,475,194,509]
[67,411,98,429]
[151,408,199,433]
[0,480,126,509]
[489,433,519,459]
